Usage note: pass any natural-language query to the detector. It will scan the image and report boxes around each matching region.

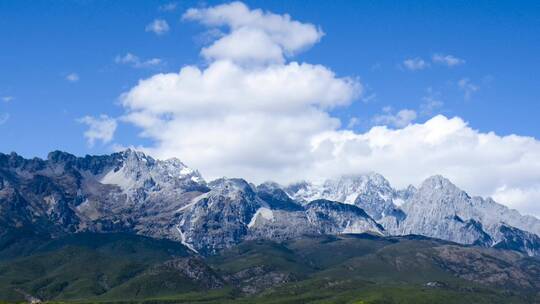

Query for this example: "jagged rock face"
[0,151,391,254]
[493,225,540,256]
[304,200,384,235]
[175,178,264,255]
[285,174,409,222]
[471,196,540,237]
[85,150,209,239]
[0,153,84,235]
[285,174,540,256]
[246,199,384,242]
[256,182,303,211]
[0,150,209,239]
[286,174,394,205]
[391,176,540,252]
[247,209,315,241]
[1,150,539,256]
[99,150,206,195]
[176,181,384,254]
[392,176,496,245]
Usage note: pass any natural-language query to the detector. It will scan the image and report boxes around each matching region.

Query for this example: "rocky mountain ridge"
[0,150,539,256]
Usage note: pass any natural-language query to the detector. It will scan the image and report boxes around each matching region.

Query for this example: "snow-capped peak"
[286,173,391,205]
[285,173,403,219]
[419,175,459,192]
[100,149,205,193]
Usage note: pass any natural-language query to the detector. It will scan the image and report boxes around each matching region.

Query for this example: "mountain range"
[1,149,539,257]
[2,149,540,303]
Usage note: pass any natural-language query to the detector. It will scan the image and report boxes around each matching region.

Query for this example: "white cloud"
[115,53,163,68]
[200,27,286,64]
[432,53,465,67]
[77,115,117,147]
[458,78,479,100]
[120,1,358,183]
[2,96,14,103]
[66,73,79,82]
[308,115,540,217]
[402,57,429,71]
[183,1,323,65]
[145,19,170,35]
[372,108,417,128]
[159,2,177,11]
[493,186,540,217]
[122,61,358,115]
[121,60,360,176]
[492,183,540,217]
[0,113,9,125]
[114,2,540,218]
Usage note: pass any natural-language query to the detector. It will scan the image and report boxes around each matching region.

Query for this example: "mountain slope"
[285,173,409,221]
[0,232,538,303]
[392,176,540,253]
[286,173,540,256]
[0,150,209,239]
[1,150,540,256]
[176,179,384,254]
[0,232,202,301]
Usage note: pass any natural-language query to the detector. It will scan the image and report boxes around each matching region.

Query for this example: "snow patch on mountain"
[393,175,540,248]
[100,149,205,192]
[100,167,136,191]
[286,173,407,222]
[287,173,390,204]
[393,198,405,206]
[248,207,275,228]
[1,150,539,256]
[175,224,199,253]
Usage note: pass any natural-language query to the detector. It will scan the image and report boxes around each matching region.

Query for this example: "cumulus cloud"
[309,115,540,217]
[66,73,79,82]
[145,19,169,35]
[120,1,358,182]
[493,186,540,217]
[432,53,465,67]
[78,115,117,147]
[183,1,323,65]
[458,78,479,100]
[115,53,163,68]
[372,108,417,128]
[115,2,540,217]
[402,57,429,71]
[122,61,358,115]
[121,60,360,177]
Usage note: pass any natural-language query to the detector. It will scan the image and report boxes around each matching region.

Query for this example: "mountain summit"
[0,150,539,256]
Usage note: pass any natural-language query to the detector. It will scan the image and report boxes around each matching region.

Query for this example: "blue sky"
[1,0,539,157]
[1,1,540,215]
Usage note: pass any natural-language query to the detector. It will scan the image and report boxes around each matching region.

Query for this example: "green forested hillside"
[0,231,538,304]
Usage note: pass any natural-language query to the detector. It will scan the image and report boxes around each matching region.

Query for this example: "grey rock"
[1,150,539,257]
